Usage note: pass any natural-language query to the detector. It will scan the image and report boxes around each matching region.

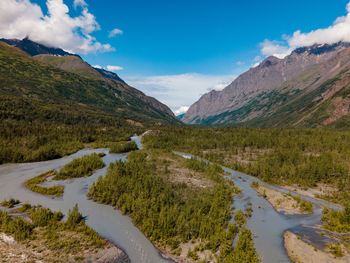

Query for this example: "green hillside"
[0,42,179,164]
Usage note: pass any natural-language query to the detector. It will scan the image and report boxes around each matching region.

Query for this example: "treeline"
[53,153,105,180]
[88,150,241,259]
[322,206,350,233]
[143,127,350,206]
[0,117,141,164]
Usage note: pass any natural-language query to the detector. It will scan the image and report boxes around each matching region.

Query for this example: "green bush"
[1,198,20,208]
[30,207,63,227]
[65,204,84,229]
[24,170,64,196]
[54,153,105,180]
[0,211,33,241]
[109,141,138,154]
[322,206,350,232]
[327,242,344,257]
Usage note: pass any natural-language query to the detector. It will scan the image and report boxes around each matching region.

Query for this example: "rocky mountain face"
[0,38,178,126]
[183,42,350,127]
[0,37,77,57]
[94,67,125,83]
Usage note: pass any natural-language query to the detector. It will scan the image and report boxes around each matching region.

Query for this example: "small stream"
[0,138,342,263]
[0,136,172,263]
[175,152,342,263]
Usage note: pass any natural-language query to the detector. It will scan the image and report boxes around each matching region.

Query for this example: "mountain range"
[183,42,350,128]
[0,38,179,127]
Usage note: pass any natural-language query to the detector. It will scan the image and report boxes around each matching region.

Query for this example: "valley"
[1,134,349,263]
[1,4,350,261]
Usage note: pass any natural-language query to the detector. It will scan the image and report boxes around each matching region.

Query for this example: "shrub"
[66,204,84,229]
[109,141,138,154]
[24,170,64,196]
[1,198,20,208]
[54,153,105,180]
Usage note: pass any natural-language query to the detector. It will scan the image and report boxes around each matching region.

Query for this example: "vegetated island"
[91,140,138,154]
[24,153,105,196]
[251,181,313,214]
[142,128,350,207]
[87,147,260,263]
[0,201,129,263]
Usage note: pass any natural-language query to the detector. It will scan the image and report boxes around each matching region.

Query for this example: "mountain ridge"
[183,42,350,127]
[0,39,179,126]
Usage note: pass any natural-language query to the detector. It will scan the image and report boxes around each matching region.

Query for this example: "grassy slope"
[0,42,178,126]
[0,42,180,163]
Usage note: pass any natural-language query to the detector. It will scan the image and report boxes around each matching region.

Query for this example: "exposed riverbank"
[252,184,313,215]
[284,231,350,263]
[0,231,130,263]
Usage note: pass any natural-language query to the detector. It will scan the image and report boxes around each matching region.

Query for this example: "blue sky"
[2,0,350,114]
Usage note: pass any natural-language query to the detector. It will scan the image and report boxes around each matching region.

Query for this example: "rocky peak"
[259,56,280,68]
[293,42,350,56]
[0,37,77,57]
[183,42,350,125]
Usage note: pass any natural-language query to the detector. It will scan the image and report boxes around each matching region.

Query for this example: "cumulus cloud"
[175,106,189,116]
[93,64,102,69]
[73,0,87,9]
[260,40,293,59]
[109,28,123,38]
[106,65,123,71]
[124,73,236,112]
[0,0,114,54]
[260,1,350,58]
[254,56,261,62]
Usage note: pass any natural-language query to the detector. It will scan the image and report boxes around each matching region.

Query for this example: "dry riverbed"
[282,184,337,202]
[253,184,313,214]
[284,231,350,263]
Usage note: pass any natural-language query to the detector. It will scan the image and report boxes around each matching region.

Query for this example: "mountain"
[0,37,77,57]
[177,113,185,120]
[2,37,126,83]
[0,39,179,127]
[93,67,126,83]
[183,42,350,128]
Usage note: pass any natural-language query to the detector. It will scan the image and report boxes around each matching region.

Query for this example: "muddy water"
[0,136,171,263]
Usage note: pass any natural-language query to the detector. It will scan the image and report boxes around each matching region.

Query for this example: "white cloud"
[124,73,236,112]
[259,1,350,58]
[93,64,102,69]
[254,56,261,62]
[73,0,87,9]
[106,65,123,71]
[175,106,189,116]
[0,0,114,54]
[109,28,123,38]
[260,39,292,59]
[236,61,245,66]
